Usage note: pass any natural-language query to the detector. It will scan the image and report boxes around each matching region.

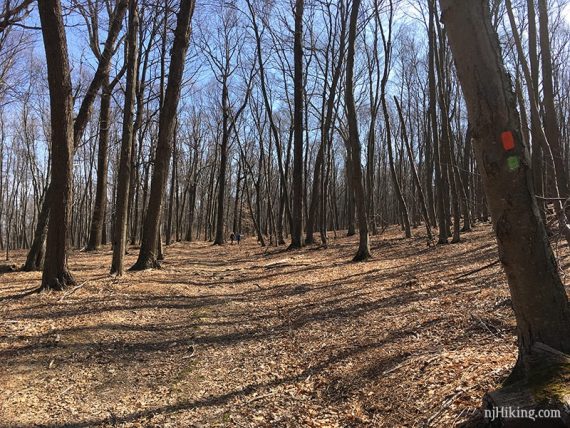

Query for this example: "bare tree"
[345,0,371,261]
[110,0,139,275]
[440,0,570,415]
[131,0,196,270]
[289,0,304,249]
[37,0,76,290]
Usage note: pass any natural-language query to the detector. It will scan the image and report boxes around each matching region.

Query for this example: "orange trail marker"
[501,131,515,151]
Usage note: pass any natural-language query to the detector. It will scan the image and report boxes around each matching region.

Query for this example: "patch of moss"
[527,360,570,405]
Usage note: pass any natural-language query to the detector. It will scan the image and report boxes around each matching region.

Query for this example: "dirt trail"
[2,225,564,427]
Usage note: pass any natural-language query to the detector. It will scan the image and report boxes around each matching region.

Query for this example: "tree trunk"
[213,77,230,246]
[38,0,76,291]
[289,0,304,250]
[131,0,195,270]
[346,0,370,261]
[440,0,570,381]
[428,0,448,244]
[110,0,139,275]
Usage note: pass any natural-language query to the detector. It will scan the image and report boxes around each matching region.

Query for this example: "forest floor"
[1,224,569,427]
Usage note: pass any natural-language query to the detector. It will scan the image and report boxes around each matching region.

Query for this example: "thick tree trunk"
[38,0,76,291]
[440,0,570,374]
[131,0,195,270]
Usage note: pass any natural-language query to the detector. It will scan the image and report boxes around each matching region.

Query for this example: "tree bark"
[131,0,195,270]
[440,0,570,373]
[38,0,76,291]
[289,0,304,250]
[110,0,139,275]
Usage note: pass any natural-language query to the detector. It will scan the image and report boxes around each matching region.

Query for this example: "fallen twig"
[58,281,89,302]
[454,260,500,281]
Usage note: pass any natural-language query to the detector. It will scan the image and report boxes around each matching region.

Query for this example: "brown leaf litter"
[1,224,568,427]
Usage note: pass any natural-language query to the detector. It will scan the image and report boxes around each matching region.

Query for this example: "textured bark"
[38,0,76,291]
[131,0,195,270]
[440,0,570,366]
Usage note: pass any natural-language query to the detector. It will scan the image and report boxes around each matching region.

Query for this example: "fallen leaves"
[0,224,566,426]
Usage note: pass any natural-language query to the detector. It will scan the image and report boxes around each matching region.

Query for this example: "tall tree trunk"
[214,77,230,245]
[38,0,76,290]
[131,0,195,270]
[110,0,139,275]
[346,0,371,261]
[526,0,545,218]
[440,0,570,378]
[232,160,242,234]
[289,0,304,249]
[428,0,448,244]
[527,0,544,215]
[345,145,356,236]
